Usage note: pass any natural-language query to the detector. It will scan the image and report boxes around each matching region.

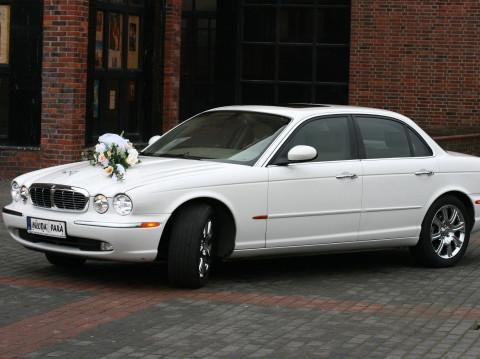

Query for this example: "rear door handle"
[415,169,434,176]
[336,172,358,180]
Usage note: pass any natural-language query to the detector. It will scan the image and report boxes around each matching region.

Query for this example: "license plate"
[27,217,67,238]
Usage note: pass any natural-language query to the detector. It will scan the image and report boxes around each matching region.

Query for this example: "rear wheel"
[411,195,470,267]
[168,204,215,288]
[45,252,86,267]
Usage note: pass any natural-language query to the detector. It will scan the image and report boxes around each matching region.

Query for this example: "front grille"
[53,189,88,210]
[29,186,52,208]
[19,229,102,251]
[29,184,89,211]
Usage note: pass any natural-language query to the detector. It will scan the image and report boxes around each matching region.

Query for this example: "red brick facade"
[0,0,479,178]
[0,0,90,177]
[162,0,183,133]
[349,0,480,136]
[41,0,90,167]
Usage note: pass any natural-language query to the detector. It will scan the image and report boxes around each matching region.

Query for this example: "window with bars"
[180,0,219,120]
[239,0,351,105]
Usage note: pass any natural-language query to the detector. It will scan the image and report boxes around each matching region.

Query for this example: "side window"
[407,128,433,157]
[280,116,353,162]
[356,117,411,159]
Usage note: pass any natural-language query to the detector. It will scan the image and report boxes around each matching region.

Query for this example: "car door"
[355,115,439,241]
[266,115,363,247]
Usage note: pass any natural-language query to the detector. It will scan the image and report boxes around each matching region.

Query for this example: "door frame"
[86,0,154,145]
[0,0,43,146]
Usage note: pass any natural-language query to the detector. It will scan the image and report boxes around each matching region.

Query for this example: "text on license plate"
[27,217,67,238]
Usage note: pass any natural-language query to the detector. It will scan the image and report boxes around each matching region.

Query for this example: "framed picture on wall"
[0,5,11,65]
[108,13,123,69]
[127,16,140,70]
[95,11,104,68]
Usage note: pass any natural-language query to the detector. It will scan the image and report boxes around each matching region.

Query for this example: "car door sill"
[230,237,418,258]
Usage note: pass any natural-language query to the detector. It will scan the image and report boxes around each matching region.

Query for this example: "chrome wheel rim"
[199,219,213,278]
[431,205,465,259]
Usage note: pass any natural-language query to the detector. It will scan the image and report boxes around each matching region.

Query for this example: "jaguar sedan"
[3,105,480,288]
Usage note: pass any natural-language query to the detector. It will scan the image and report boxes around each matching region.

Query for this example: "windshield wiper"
[148,152,207,160]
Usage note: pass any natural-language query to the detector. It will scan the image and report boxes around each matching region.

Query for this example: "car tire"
[410,195,471,267]
[45,252,86,267]
[168,203,215,288]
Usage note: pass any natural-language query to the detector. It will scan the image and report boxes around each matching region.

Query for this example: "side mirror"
[287,145,317,163]
[148,135,161,146]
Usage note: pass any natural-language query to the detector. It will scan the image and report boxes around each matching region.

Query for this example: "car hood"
[18,156,238,197]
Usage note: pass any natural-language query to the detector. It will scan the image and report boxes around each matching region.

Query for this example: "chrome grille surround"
[29,183,90,212]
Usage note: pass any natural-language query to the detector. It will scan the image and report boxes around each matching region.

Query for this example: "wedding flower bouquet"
[90,132,140,181]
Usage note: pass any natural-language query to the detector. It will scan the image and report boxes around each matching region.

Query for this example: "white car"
[3,105,480,288]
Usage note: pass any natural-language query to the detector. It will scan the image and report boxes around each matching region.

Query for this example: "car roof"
[206,105,407,123]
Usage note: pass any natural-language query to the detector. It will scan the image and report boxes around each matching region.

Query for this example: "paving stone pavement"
[1,178,480,358]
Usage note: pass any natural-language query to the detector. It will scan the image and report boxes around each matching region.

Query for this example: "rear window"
[356,117,411,159]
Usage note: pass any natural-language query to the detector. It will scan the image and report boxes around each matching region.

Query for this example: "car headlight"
[113,194,133,216]
[93,194,109,214]
[20,186,29,203]
[11,181,20,202]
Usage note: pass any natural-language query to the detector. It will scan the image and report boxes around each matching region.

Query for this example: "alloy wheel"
[430,204,466,259]
[199,219,213,278]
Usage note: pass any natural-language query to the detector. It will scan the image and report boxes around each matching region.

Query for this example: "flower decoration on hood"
[90,132,140,181]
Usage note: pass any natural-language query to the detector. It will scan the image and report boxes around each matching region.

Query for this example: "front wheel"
[45,252,86,267]
[411,195,471,267]
[168,204,215,288]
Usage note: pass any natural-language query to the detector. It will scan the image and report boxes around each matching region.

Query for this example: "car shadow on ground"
[29,248,424,291]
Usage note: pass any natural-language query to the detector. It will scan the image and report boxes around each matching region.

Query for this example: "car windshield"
[142,111,290,165]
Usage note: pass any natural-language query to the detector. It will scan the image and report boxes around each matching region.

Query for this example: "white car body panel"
[267,160,362,246]
[3,105,480,263]
[359,156,440,241]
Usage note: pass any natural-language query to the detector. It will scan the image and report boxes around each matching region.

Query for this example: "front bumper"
[2,204,170,262]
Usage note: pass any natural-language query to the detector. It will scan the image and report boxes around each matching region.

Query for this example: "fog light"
[100,242,114,251]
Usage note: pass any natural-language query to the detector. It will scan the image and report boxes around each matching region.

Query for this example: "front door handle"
[415,169,434,176]
[336,172,358,180]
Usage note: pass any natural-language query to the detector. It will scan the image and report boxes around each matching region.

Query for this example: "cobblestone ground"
[1,178,480,358]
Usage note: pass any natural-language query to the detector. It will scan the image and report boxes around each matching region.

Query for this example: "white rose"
[116,164,126,175]
[98,153,108,166]
[98,133,130,151]
[126,149,139,166]
[95,143,107,153]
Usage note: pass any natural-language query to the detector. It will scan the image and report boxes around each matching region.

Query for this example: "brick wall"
[349,0,480,137]
[0,0,90,178]
[0,148,41,178]
[41,0,90,167]
[162,0,182,132]
[435,135,480,156]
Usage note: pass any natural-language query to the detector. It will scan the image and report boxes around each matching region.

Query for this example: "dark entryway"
[87,0,156,144]
[180,0,237,120]
[180,0,351,120]
[0,0,43,146]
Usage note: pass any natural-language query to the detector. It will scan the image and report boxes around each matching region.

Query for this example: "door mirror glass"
[148,135,161,146]
[287,145,317,163]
